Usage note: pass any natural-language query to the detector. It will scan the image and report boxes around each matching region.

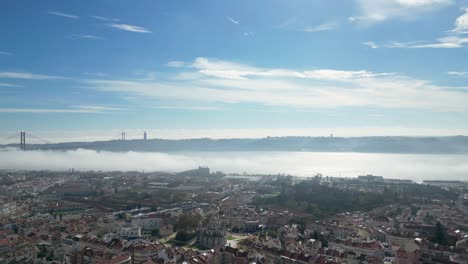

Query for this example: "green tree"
[432,221,449,245]
[175,230,196,242]
[321,239,328,248]
[151,228,160,237]
[311,230,319,240]
[176,214,201,232]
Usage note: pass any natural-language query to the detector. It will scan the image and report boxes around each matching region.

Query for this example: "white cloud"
[84,57,468,112]
[108,23,151,33]
[0,106,124,114]
[69,34,103,40]
[384,36,468,48]
[70,105,127,111]
[0,109,95,113]
[0,83,21,87]
[0,51,12,56]
[351,0,453,24]
[369,9,468,48]
[276,18,338,33]
[226,16,239,25]
[152,106,222,111]
[48,11,79,19]
[91,15,119,22]
[0,71,63,80]
[448,71,468,76]
[363,41,379,48]
[450,8,468,33]
[190,57,393,80]
[243,32,255,37]
[0,106,126,114]
[166,61,186,68]
[302,22,338,32]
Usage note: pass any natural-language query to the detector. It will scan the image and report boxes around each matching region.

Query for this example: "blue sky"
[1,0,468,141]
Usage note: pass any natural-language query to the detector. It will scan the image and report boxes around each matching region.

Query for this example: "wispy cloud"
[0,51,12,56]
[48,10,79,19]
[448,71,468,76]
[91,15,119,22]
[226,16,239,25]
[302,22,338,32]
[83,72,107,77]
[0,105,125,114]
[0,71,63,80]
[70,105,127,111]
[277,18,338,33]
[243,32,255,37]
[350,0,453,24]
[383,37,468,48]
[363,41,379,48]
[84,57,468,112]
[166,61,186,68]
[0,83,21,87]
[0,108,95,113]
[152,106,222,111]
[367,9,468,49]
[68,34,103,40]
[108,23,151,33]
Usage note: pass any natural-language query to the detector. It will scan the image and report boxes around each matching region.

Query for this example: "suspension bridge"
[0,131,148,150]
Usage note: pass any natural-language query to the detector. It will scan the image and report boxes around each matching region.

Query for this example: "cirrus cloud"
[108,23,151,33]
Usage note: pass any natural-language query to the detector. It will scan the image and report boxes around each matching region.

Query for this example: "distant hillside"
[3,136,468,154]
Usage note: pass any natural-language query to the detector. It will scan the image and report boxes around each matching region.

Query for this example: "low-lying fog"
[1,148,467,182]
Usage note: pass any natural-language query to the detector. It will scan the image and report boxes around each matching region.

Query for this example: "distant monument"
[197,215,226,249]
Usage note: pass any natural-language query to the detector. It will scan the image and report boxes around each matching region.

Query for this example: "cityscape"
[2,1,468,263]
[0,168,468,263]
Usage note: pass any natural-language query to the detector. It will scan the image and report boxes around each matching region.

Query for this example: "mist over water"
[0,148,467,182]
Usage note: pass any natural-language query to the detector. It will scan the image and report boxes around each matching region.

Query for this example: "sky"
[2,0,468,142]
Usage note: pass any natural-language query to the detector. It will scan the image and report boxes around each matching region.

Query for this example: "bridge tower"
[20,131,26,150]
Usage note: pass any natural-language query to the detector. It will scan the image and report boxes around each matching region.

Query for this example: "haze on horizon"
[1,148,468,182]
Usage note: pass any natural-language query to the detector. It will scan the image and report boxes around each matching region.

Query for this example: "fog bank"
[1,148,467,182]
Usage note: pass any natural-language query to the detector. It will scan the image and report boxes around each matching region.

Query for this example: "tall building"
[198,215,226,249]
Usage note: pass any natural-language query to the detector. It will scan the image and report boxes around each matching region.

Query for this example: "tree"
[151,228,160,237]
[116,213,128,220]
[311,230,319,240]
[321,239,328,248]
[176,214,201,232]
[175,230,196,242]
[432,221,450,245]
